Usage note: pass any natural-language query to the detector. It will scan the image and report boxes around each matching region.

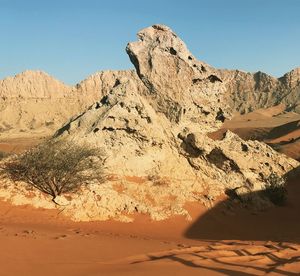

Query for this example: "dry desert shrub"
[263,173,287,206]
[2,140,104,198]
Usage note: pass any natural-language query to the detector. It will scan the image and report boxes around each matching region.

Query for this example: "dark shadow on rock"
[179,133,204,158]
[185,166,300,243]
[53,110,86,138]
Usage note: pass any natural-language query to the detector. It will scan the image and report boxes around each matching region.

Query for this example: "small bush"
[263,173,287,206]
[2,140,104,198]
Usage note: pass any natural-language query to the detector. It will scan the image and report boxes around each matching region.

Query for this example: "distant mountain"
[0,70,143,137]
[1,36,300,138]
[220,67,300,114]
[0,70,70,99]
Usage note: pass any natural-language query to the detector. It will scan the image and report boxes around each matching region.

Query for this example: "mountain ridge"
[1,27,300,136]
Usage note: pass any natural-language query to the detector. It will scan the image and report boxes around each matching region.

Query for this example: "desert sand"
[0,173,300,276]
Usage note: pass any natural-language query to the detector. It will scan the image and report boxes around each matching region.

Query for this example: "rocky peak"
[74,69,146,99]
[126,24,229,126]
[126,24,213,96]
[0,70,71,99]
[0,24,298,222]
[252,71,278,92]
[279,67,300,89]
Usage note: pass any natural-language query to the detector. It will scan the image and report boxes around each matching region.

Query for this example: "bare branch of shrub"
[1,140,104,199]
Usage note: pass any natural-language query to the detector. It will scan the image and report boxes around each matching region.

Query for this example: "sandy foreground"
[1,196,300,276]
[1,137,300,275]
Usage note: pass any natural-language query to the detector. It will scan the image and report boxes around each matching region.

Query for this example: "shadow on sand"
[129,167,300,275]
[185,166,300,243]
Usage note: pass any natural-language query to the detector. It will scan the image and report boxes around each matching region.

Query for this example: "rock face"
[0,24,299,222]
[1,34,300,137]
[0,70,143,137]
[126,25,229,128]
[220,67,300,114]
[36,24,297,221]
[0,70,70,99]
[0,71,75,136]
[74,69,145,103]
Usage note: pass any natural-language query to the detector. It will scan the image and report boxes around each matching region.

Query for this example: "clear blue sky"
[0,0,299,85]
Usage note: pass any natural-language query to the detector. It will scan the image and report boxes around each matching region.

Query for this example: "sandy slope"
[1,199,300,275]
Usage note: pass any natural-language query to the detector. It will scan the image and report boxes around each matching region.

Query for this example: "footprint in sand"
[22,230,35,235]
[54,234,68,240]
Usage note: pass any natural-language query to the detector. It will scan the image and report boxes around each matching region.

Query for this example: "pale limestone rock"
[126,24,231,129]
[0,24,299,222]
[56,78,197,181]
[0,70,144,138]
[0,70,70,99]
[44,25,298,221]
[75,70,145,100]
[219,67,300,114]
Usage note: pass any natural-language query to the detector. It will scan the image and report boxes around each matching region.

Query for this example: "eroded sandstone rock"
[0,70,144,137]
[0,25,298,222]
[126,24,230,129]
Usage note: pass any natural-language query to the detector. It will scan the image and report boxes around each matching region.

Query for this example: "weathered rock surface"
[37,25,298,221]
[126,24,230,129]
[1,33,300,137]
[0,70,70,99]
[220,67,300,114]
[0,24,299,222]
[75,70,145,100]
[0,70,144,138]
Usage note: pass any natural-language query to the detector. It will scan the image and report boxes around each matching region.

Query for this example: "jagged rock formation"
[126,25,229,127]
[220,67,300,114]
[0,71,74,136]
[16,24,294,221]
[1,39,300,137]
[0,70,70,99]
[75,70,145,99]
[0,25,299,222]
[0,70,143,137]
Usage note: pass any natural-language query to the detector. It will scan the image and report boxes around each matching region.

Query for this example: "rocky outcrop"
[0,70,70,99]
[31,24,296,221]
[1,37,300,137]
[75,69,146,102]
[0,25,299,222]
[0,71,76,136]
[0,70,144,138]
[126,25,229,128]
